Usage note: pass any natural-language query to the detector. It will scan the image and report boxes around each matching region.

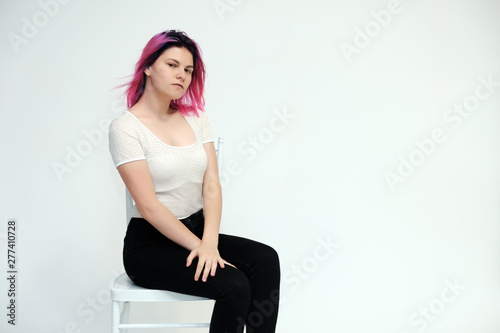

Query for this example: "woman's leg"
[123,218,253,333]
[123,216,280,332]
[218,234,281,333]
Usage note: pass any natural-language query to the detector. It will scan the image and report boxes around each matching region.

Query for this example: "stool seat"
[111,273,212,302]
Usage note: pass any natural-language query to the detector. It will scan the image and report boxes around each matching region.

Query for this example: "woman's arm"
[200,141,223,246]
[117,160,202,251]
[117,141,231,282]
[186,141,236,281]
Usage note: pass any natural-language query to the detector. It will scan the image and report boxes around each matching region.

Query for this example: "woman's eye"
[185,69,192,74]
[168,63,176,68]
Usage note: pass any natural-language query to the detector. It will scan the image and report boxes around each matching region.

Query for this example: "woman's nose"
[176,69,185,80]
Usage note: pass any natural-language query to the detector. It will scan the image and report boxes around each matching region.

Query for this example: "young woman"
[108,30,280,332]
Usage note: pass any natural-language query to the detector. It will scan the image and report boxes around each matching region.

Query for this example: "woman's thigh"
[124,236,251,301]
[123,219,278,300]
[217,234,280,278]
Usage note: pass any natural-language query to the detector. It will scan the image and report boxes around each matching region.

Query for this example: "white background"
[1,0,499,332]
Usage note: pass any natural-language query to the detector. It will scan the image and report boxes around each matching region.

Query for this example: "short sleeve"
[198,111,214,143]
[108,117,146,168]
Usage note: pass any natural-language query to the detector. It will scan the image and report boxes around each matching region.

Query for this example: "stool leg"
[121,301,130,333]
[112,301,120,333]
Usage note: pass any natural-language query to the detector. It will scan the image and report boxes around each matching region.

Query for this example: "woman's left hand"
[186,242,236,282]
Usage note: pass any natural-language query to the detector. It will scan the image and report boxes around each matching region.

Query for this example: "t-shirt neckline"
[125,110,197,149]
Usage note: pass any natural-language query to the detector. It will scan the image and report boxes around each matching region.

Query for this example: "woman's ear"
[144,66,151,76]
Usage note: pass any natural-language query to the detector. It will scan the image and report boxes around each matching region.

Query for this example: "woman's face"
[144,46,194,100]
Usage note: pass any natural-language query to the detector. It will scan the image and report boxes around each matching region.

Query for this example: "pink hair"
[123,30,206,117]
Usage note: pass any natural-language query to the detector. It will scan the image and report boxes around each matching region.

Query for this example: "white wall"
[1,0,499,332]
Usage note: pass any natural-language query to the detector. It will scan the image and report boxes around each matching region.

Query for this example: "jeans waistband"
[179,209,204,231]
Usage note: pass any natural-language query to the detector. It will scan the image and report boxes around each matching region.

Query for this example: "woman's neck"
[133,90,175,119]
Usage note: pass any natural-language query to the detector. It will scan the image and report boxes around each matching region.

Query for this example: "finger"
[195,260,205,281]
[202,260,213,282]
[224,261,237,269]
[186,251,197,267]
[210,259,218,277]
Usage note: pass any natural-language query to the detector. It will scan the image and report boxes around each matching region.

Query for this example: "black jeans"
[123,210,280,333]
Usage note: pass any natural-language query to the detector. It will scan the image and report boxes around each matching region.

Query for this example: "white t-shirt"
[108,110,214,219]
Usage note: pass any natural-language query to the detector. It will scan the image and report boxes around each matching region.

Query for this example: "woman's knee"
[217,268,251,304]
[256,243,280,271]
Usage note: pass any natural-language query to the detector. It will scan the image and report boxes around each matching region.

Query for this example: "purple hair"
[124,30,206,116]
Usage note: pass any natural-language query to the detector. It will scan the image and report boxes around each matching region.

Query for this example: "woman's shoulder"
[109,111,139,134]
[114,110,145,125]
[184,109,209,123]
[112,110,135,122]
[184,110,213,142]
